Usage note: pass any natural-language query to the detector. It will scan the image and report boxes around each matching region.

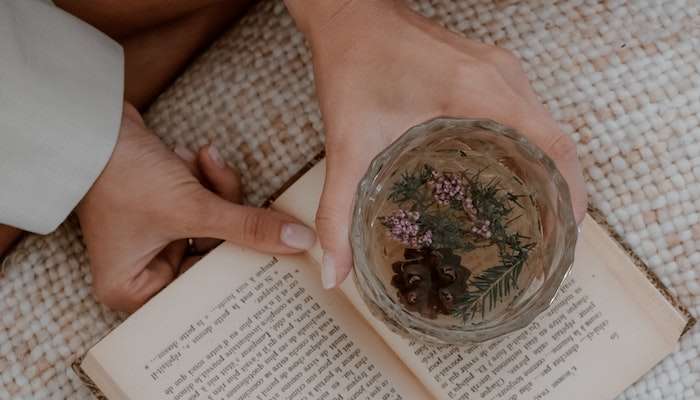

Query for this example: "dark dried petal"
[404,248,422,259]
[438,288,454,305]
[462,266,472,283]
[445,254,462,266]
[402,263,431,289]
[424,253,440,268]
[407,275,422,286]
[437,248,461,266]
[437,265,457,283]
[392,261,405,273]
[406,291,418,304]
[391,275,403,290]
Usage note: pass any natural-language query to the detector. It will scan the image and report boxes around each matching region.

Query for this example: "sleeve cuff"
[0,0,124,234]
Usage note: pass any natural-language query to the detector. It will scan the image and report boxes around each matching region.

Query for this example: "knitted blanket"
[1,1,698,398]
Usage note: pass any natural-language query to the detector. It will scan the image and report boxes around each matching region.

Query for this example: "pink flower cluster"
[418,230,433,248]
[383,209,433,248]
[429,171,465,205]
[462,196,477,220]
[463,196,493,238]
[471,220,492,239]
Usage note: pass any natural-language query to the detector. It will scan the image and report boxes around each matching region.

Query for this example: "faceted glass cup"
[350,117,578,344]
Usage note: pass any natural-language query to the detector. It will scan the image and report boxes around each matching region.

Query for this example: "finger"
[179,191,316,254]
[174,145,202,180]
[161,239,189,274]
[197,144,243,203]
[104,242,182,313]
[178,255,204,276]
[127,256,178,312]
[315,152,369,289]
[537,122,587,223]
[191,144,244,253]
[451,82,587,223]
[174,144,221,252]
[478,53,588,223]
[98,253,178,313]
[497,105,588,224]
[509,86,588,223]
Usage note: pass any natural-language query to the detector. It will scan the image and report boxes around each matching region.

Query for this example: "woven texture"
[1,0,699,398]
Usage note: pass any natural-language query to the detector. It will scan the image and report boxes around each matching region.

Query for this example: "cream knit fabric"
[1,1,698,398]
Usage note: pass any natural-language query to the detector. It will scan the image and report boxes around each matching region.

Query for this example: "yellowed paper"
[83,244,430,400]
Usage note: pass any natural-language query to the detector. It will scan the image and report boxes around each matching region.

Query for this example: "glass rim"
[350,116,578,344]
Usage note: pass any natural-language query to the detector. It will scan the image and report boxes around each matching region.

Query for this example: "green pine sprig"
[453,238,535,321]
[388,164,434,204]
[418,211,475,251]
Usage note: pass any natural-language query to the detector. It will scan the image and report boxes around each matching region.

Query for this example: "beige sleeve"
[0,0,124,234]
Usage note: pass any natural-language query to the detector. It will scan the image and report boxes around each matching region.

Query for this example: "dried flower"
[462,196,477,220]
[428,171,464,205]
[381,210,433,248]
[418,230,433,247]
[471,220,492,239]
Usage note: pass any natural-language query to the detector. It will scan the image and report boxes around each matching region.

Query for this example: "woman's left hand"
[78,103,316,312]
[287,1,587,289]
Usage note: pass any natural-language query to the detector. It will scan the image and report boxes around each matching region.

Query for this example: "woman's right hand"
[286,0,587,289]
[77,103,316,312]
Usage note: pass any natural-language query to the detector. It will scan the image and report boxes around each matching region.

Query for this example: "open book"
[75,158,695,400]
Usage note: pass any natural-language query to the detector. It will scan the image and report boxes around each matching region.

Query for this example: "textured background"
[1,0,699,398]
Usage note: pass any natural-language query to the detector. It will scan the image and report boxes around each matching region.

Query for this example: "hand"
[77,103,316,312]
[287,1,587,288]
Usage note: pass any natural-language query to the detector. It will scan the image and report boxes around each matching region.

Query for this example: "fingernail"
[280,223,316,250]
[208,145,226,169]
[322,253,336,289]
[174,146,196,162]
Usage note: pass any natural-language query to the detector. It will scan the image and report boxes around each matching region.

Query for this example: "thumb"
[181,190,316,254]
[316,155,367,289]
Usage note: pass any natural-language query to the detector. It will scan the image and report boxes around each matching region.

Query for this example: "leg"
[121,0,252,108]
[56,0,253,109]
[0,225,22,261]
[54,0,232,38]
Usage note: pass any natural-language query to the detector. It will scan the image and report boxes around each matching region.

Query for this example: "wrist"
[283,0,351,36]
[284,0,401,46]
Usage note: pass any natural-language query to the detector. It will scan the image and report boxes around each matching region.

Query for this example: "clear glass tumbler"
[351,117,578,344]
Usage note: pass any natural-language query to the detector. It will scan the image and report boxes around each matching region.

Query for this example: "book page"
[82,244,431,400]
[272,161,688,400]
[394,217,687,400]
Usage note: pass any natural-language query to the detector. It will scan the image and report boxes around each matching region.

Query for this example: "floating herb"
[381,163,534,321]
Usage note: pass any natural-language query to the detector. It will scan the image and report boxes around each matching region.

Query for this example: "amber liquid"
[368,146,545,325]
